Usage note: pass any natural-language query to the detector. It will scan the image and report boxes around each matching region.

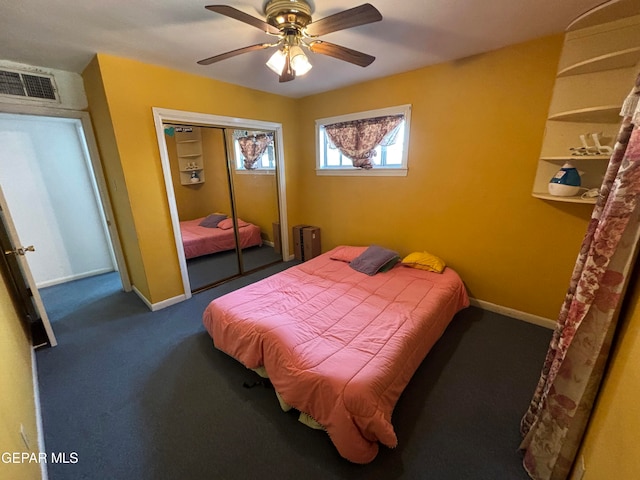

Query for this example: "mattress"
[180,217,262,259]
[202,247,469,463]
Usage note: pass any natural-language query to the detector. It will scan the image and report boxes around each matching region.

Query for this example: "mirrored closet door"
[226,128,282,274]
[163,123,283,293]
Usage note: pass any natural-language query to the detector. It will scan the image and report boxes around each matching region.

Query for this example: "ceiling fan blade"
[305,4,382,37]
[197,43,271,65]
[309,41,375,67]
[205,5,280,35]
[279,54,296,83]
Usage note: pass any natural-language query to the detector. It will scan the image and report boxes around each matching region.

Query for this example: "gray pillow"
[199,213,227,228]
[350,246,400,276]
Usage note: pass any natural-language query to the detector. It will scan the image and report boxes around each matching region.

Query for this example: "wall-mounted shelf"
[532,192,597,204]
[540,155,611,161]
[548,106,623,123]
[566,0,640,31]
[175,127,205,185]
[558,47,640,77]
[531,6,639,205]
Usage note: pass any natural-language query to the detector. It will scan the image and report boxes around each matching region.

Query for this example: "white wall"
[0,113,115,287]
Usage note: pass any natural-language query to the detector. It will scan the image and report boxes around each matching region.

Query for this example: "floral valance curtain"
[236,132,273,170]
[519,74,640,479]
[324,114,403,169]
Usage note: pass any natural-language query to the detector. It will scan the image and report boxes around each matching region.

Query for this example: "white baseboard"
[469,298,557,330]
[132,285,187,312]
[150,294,187,311]
[31,349,48,480]
[36,267,115,289]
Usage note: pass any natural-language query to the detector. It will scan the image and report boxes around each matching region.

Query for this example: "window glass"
[315,105,411,176]
[233,130,275,172]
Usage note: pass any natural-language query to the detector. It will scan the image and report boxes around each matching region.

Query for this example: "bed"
[180,217,262,259]
[202,246,469,463]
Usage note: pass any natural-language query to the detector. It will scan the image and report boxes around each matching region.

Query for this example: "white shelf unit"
[175,127,205,185]
[557,47,640,77]
[532,192,597,204]
[532,6,640,204]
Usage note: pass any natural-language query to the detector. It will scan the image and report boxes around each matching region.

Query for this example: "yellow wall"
[576,267,640,478]
[82,54,298,304]
[295,35,592,320]
[0,271,41,480]
[231,169,279,243]
[201,128,233,219]
[83,57,148,297]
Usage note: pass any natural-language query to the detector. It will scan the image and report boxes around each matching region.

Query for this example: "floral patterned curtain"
[324,115,403,169]
[520,75,640,479]
[237,133,273,170]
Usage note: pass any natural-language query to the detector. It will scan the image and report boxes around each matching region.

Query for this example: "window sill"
[315,167,407,177]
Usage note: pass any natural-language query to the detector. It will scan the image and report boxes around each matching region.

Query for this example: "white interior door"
[0,106,131,293]
[0,113,119,288]
[0,185,56,347]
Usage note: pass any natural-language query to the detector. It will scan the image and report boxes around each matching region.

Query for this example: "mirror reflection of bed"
[164,124,282,292]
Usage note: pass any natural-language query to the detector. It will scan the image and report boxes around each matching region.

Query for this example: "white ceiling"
[0,0,606,98]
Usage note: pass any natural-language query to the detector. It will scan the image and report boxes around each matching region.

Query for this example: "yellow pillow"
[401,251,446,273]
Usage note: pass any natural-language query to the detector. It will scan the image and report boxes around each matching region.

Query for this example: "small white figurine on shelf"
[190,171,200,183]
[591,133,613,155]
[569,133,614,156]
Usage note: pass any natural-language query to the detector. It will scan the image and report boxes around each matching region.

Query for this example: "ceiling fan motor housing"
[198,1,380,76]
[265,0,312,31]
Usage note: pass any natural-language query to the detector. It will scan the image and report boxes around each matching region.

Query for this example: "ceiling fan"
[197,1,383,83]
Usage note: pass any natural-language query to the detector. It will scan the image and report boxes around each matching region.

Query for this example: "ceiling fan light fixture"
[200,1,382,82]
[289,45,312,75]
[266,49,287,74]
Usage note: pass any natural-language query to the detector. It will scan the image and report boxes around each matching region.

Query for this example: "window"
[315,105,411,176]
[232,130,275,173]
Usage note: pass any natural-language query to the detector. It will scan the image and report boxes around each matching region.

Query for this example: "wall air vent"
[0,69,58,101]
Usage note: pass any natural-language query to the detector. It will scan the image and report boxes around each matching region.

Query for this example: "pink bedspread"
[180,218,262,259]
[202,247,469,463]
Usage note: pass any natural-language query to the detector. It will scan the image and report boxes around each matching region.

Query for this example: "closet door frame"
[152,107,290,299]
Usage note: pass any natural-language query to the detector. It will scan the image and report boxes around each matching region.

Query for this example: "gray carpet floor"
[186,244,283,291]
[36,266,552,480]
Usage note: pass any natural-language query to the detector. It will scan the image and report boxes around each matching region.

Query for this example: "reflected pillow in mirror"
[199,213,227,228]
[217,218,250,230]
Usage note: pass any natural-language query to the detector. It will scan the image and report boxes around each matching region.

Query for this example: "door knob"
[4,245,35,256]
